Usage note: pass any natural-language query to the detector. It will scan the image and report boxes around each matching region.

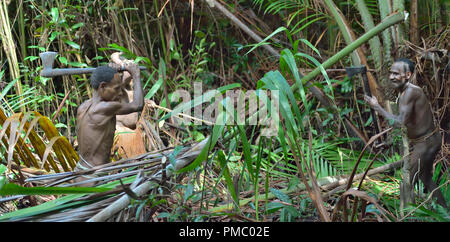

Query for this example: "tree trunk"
[410,0,419,45]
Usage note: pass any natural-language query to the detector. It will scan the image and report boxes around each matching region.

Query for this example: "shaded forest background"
[0,0,449,222]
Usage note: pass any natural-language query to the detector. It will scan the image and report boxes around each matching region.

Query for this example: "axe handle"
[41,67,96,77]
[40,66,147,77]
[361,72,381,135]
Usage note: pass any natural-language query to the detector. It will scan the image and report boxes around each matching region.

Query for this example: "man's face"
[98,73,123,102]
[389,62,411,91]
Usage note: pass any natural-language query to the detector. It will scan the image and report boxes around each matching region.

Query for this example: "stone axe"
[39,51,147,77]
[345,65,382,136]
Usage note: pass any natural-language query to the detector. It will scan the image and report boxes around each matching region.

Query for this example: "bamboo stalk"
[0,0,24,112]
[321,0,381,102]
[409,0,419,45]
[393,0,406,46]
[292,10,407,92]
[355,0,383,72]
[17,0,28,85]
[378,0,393,68]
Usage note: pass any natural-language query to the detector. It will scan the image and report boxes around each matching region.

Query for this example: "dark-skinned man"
[365,58,447,208]
[74,61,144,186]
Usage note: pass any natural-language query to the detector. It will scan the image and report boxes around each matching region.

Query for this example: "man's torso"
[398,83,435,140]
[76,99,116,166]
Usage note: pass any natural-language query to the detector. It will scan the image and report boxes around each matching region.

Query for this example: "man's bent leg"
[418,134,447,208]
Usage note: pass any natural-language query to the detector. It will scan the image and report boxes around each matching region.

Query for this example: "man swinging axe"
[39,51,147,186]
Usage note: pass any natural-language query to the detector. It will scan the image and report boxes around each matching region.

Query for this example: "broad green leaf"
[50,8,58,22]
[58,56,68,65]
[298,39,322,58]
[145,78,163,99]
[49,31,60,42]
[27,46,46,52]
[280,49,309,117]
[283,205,301,217]
[105,43,133,56]
[64,39,80,50]
[266,202,285,214]
[71,22,84,29]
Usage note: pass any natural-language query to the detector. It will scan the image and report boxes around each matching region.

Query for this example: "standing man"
[365,58,447,208]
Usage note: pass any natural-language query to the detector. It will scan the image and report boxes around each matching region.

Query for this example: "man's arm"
[364,92,415,126]
[97,63,144,116]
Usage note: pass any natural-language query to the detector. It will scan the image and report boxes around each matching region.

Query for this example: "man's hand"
[123,62,140,76]
[109,52,139,75]
[110,52,134,87]
[364,95,380,109]
[107,62,122,71]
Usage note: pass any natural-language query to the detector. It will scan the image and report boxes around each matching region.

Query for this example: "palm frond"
[0,139,208,222]
[0,107,78,173]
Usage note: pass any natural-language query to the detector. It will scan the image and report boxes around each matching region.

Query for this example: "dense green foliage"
[0,0,448,221]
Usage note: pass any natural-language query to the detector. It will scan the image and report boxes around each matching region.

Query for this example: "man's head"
[91,65,123,101]
[389,58,414,91]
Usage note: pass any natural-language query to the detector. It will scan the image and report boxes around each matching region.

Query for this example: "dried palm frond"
[0,108,78,173]
[0,138,208,222]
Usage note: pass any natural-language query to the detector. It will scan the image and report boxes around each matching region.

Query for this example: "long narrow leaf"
[217,150,239,210]
[0,183,110,196]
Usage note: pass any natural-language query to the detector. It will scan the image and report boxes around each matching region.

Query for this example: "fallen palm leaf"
[0,108,78,173]
[0,138,208,221]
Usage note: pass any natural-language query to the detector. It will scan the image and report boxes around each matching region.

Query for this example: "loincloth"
[408,128,439,146]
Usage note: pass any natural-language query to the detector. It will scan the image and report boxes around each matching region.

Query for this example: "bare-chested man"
[365,58,447,208]
[74,61,144,185]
